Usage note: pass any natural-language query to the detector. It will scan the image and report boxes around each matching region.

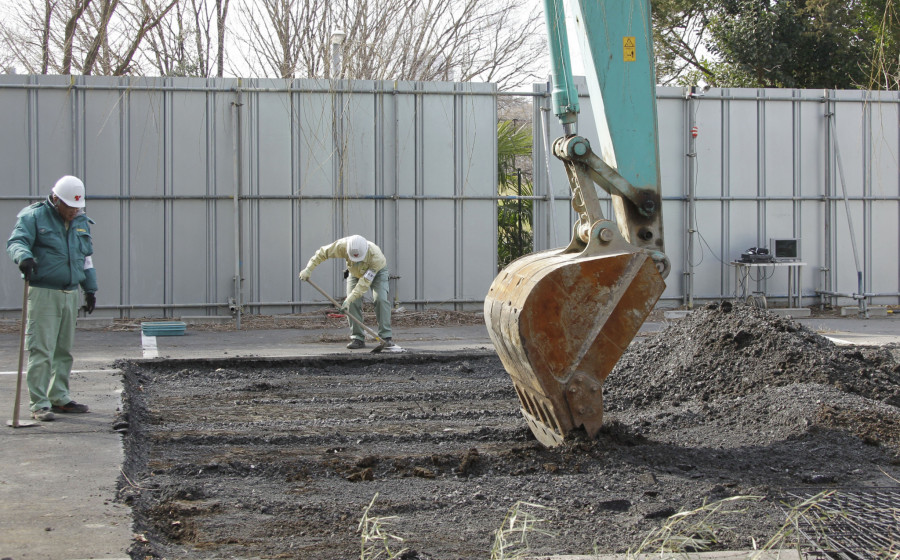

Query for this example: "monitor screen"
[771,238,799,261]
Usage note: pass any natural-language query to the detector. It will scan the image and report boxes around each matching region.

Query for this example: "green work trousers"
[25,286,78,411]
[346,268,392,341]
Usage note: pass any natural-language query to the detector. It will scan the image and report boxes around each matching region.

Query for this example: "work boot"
[383,338,395,347]
[346,339,365,349]
[51,400,90,413]
[31,407,56,421]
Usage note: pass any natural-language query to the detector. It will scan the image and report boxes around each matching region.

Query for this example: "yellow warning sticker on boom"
[623,36,636,61]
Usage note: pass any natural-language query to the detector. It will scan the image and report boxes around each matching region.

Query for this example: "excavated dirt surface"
[117,303,900,559]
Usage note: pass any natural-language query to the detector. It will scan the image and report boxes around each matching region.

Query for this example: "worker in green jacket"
[7,176,98,421]
[299,235,393,349]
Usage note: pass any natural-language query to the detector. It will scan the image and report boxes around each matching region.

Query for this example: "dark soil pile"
[607,302,900,452]
[117,303,900,559]
[612,301,900,408]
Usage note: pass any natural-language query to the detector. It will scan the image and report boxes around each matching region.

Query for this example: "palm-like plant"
[497,120,534,270]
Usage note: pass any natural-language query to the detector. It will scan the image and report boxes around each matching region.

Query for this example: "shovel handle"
[11,280,28,427]
[304,278,385,344]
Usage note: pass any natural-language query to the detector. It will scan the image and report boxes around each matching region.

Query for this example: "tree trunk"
[216,0,230,77]
[61,0,92,74]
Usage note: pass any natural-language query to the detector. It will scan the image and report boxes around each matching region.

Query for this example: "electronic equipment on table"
[739,247,774,263]
[739,238,801,263]
[770,238,800,262]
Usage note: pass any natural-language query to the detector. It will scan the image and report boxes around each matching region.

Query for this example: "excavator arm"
[485,0,670,447]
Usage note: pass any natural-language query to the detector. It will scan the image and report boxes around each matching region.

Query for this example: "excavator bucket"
[485,233,664,447]
[504,0,666,447]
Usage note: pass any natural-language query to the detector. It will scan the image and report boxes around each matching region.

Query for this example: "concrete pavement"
[0,312,897,559]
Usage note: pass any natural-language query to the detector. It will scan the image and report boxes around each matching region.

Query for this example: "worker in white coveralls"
[7,176,98,421]
[299,235,393,349]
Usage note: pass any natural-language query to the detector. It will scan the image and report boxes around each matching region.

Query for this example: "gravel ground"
[117,303,900,559]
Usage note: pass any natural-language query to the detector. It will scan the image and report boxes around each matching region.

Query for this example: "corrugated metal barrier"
[1,75,897,319]
[0,75,498,320]
[534,81,899,311]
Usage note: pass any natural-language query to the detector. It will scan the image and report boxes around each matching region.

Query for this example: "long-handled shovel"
[7,280,37,428]
[305,278,404,354]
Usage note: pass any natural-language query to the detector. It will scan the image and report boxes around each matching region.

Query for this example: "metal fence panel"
[867,97,900,298]
[2,74,896,316]
[656,88,689,302]
[37,77,76,182]
[0,75,497,317]
[533,82,899,309]
[459,85,499,303]
[0,77,34,306]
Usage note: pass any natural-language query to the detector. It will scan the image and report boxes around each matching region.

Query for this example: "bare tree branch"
[40,0,55,73]
[215,0,229,77]
[112,0,178,75]
[142,0,227,77]
[234,0,543,88]
[61,0,92,74]
[191,0,209,76]
[81,0,118,75]
[1,0,544,85]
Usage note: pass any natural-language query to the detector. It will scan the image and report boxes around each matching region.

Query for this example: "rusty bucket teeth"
[485,247,664,447]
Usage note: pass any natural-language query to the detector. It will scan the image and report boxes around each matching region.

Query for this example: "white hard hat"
[347,235,368,262]
[52,175,86,208]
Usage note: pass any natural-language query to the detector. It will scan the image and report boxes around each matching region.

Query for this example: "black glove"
[18,258,37,281]
[343,269,350,279]
[84,293,96,314]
